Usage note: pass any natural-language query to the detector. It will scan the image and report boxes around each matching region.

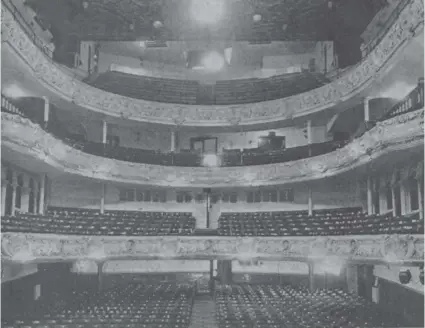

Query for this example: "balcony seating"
[90,71,328,106]
[217,210,423,237]
[91,71,199,105]
[215,284,401,328]
[2,283,193,328]
[2,210,196,236]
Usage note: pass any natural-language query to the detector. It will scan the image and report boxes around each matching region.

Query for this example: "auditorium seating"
[217,210,423,237]
[2,283,193,328]
[2,210,196,236]
[91,71,199,104]
[215,284,401,328]
[90,71,329,105]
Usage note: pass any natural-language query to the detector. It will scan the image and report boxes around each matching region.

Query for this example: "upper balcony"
[1,0,424,127]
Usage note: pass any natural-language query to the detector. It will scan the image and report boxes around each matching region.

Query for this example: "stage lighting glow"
[202,51,225,72]
[191,0,224,25]
[202,154,219,167]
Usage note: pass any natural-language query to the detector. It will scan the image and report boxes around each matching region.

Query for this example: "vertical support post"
[42,96,50,129]
[102,120,108,144]
[100,183,106,214]
[10,172,17,216]
[307,119,312,156]
[21,175,30,213]
[364,97,370,122]
[391,187,397,217]
[418,77,424,107]
[171,130,176,152]
[308,263,315,292]
[308,187,313,216]
[97,262,104,293]
[39,174,45,215]
[418,179,423,220]
[1,167,7,216]
[367,176,373,215]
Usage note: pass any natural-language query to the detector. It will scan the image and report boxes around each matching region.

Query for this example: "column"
[100,183,106,214]
[39,174,46,215]
[367,176,373,215]
[364,97,371,122]
[391,187,397,216]
[418,77,424,107]
[345,264,359,295]
[10,172,17,216]
[102,120,108,144]
[171,130,176,152]
[42,96,50,128]
[400,182,407,215]
[418,179,423,220]
[308,263,315,292]
[1,167,6,216]
[21,175,30,213]
[97,262,104,293]
[307,119,312,156]
[308,187,313,216]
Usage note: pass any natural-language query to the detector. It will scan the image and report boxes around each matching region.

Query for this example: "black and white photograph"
[1,0,424,327]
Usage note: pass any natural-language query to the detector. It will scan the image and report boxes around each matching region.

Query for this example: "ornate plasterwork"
[1,0,424,126]
[2,233,423,264]
[2,109,423,188]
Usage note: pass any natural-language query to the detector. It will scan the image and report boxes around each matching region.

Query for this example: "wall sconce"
[398,269,412,284]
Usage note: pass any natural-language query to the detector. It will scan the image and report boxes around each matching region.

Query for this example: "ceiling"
[25,0,384,42]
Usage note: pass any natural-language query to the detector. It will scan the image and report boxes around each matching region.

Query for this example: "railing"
[1,0,85,80]
[380,80,424,121]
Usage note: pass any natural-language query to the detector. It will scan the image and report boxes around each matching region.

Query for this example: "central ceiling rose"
[191,0,225,25]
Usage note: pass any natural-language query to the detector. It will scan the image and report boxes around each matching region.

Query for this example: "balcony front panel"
[1,0,424,127]
[2,232,423,264]
[2,109,423,188]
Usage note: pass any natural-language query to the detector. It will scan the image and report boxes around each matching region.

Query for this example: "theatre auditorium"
[1,0,424,327]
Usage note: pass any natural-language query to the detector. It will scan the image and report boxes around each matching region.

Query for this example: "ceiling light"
[253,14,262,22]
[399,269,412,284]
[153,20,163,29]
[202,51,225,72]
[191,0,224,25]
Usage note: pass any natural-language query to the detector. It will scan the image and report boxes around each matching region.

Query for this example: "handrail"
[1,0,415,91]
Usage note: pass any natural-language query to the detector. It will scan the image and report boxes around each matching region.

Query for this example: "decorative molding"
[2,233,423,263]
[1,0,424,127]
[2,109,424,188]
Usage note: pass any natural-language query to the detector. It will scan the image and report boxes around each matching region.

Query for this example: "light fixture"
[82,1,89,9]
[153,20,163,29]
[399,269,412,284]
[202,153,219,167]
[253,14,262,22]
[191,0,224,25]
[202,51,225,72]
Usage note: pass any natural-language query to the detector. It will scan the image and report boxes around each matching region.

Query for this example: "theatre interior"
[1,0,425,327]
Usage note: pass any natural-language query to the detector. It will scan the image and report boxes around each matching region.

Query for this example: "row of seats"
[215,284,403,328]
[2,210,196,236]
[218,210,423,236]
[90,70,328,105]
[3,283,194,328]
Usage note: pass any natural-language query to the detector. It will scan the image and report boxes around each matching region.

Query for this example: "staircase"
[189,294,218,328]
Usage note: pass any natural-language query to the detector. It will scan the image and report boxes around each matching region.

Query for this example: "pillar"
[10,173,17,216]
[418,77,424,106]
[308,187,313,216]
[102,120,108,144]
[345,264,359,295]
[364,97,371,122]
[39,174,45,215]
[217,260,232,285]
[100,183,106,214]
[367,176,373,215]
[308,263,315,292]
[1,167,6,216]
[391,187,397,216]
[307,119,312,156]
[418,179,423,220]
[97,262,104,293]
[42,96,49,128]
[21,175,30,213]
[171,130,176,152]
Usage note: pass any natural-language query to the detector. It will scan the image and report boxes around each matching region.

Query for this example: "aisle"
[189,295,219,328]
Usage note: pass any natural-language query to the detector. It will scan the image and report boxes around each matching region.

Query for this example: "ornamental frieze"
[2,109,423,188]
[2,233,423,264]
[1,0,424,126]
